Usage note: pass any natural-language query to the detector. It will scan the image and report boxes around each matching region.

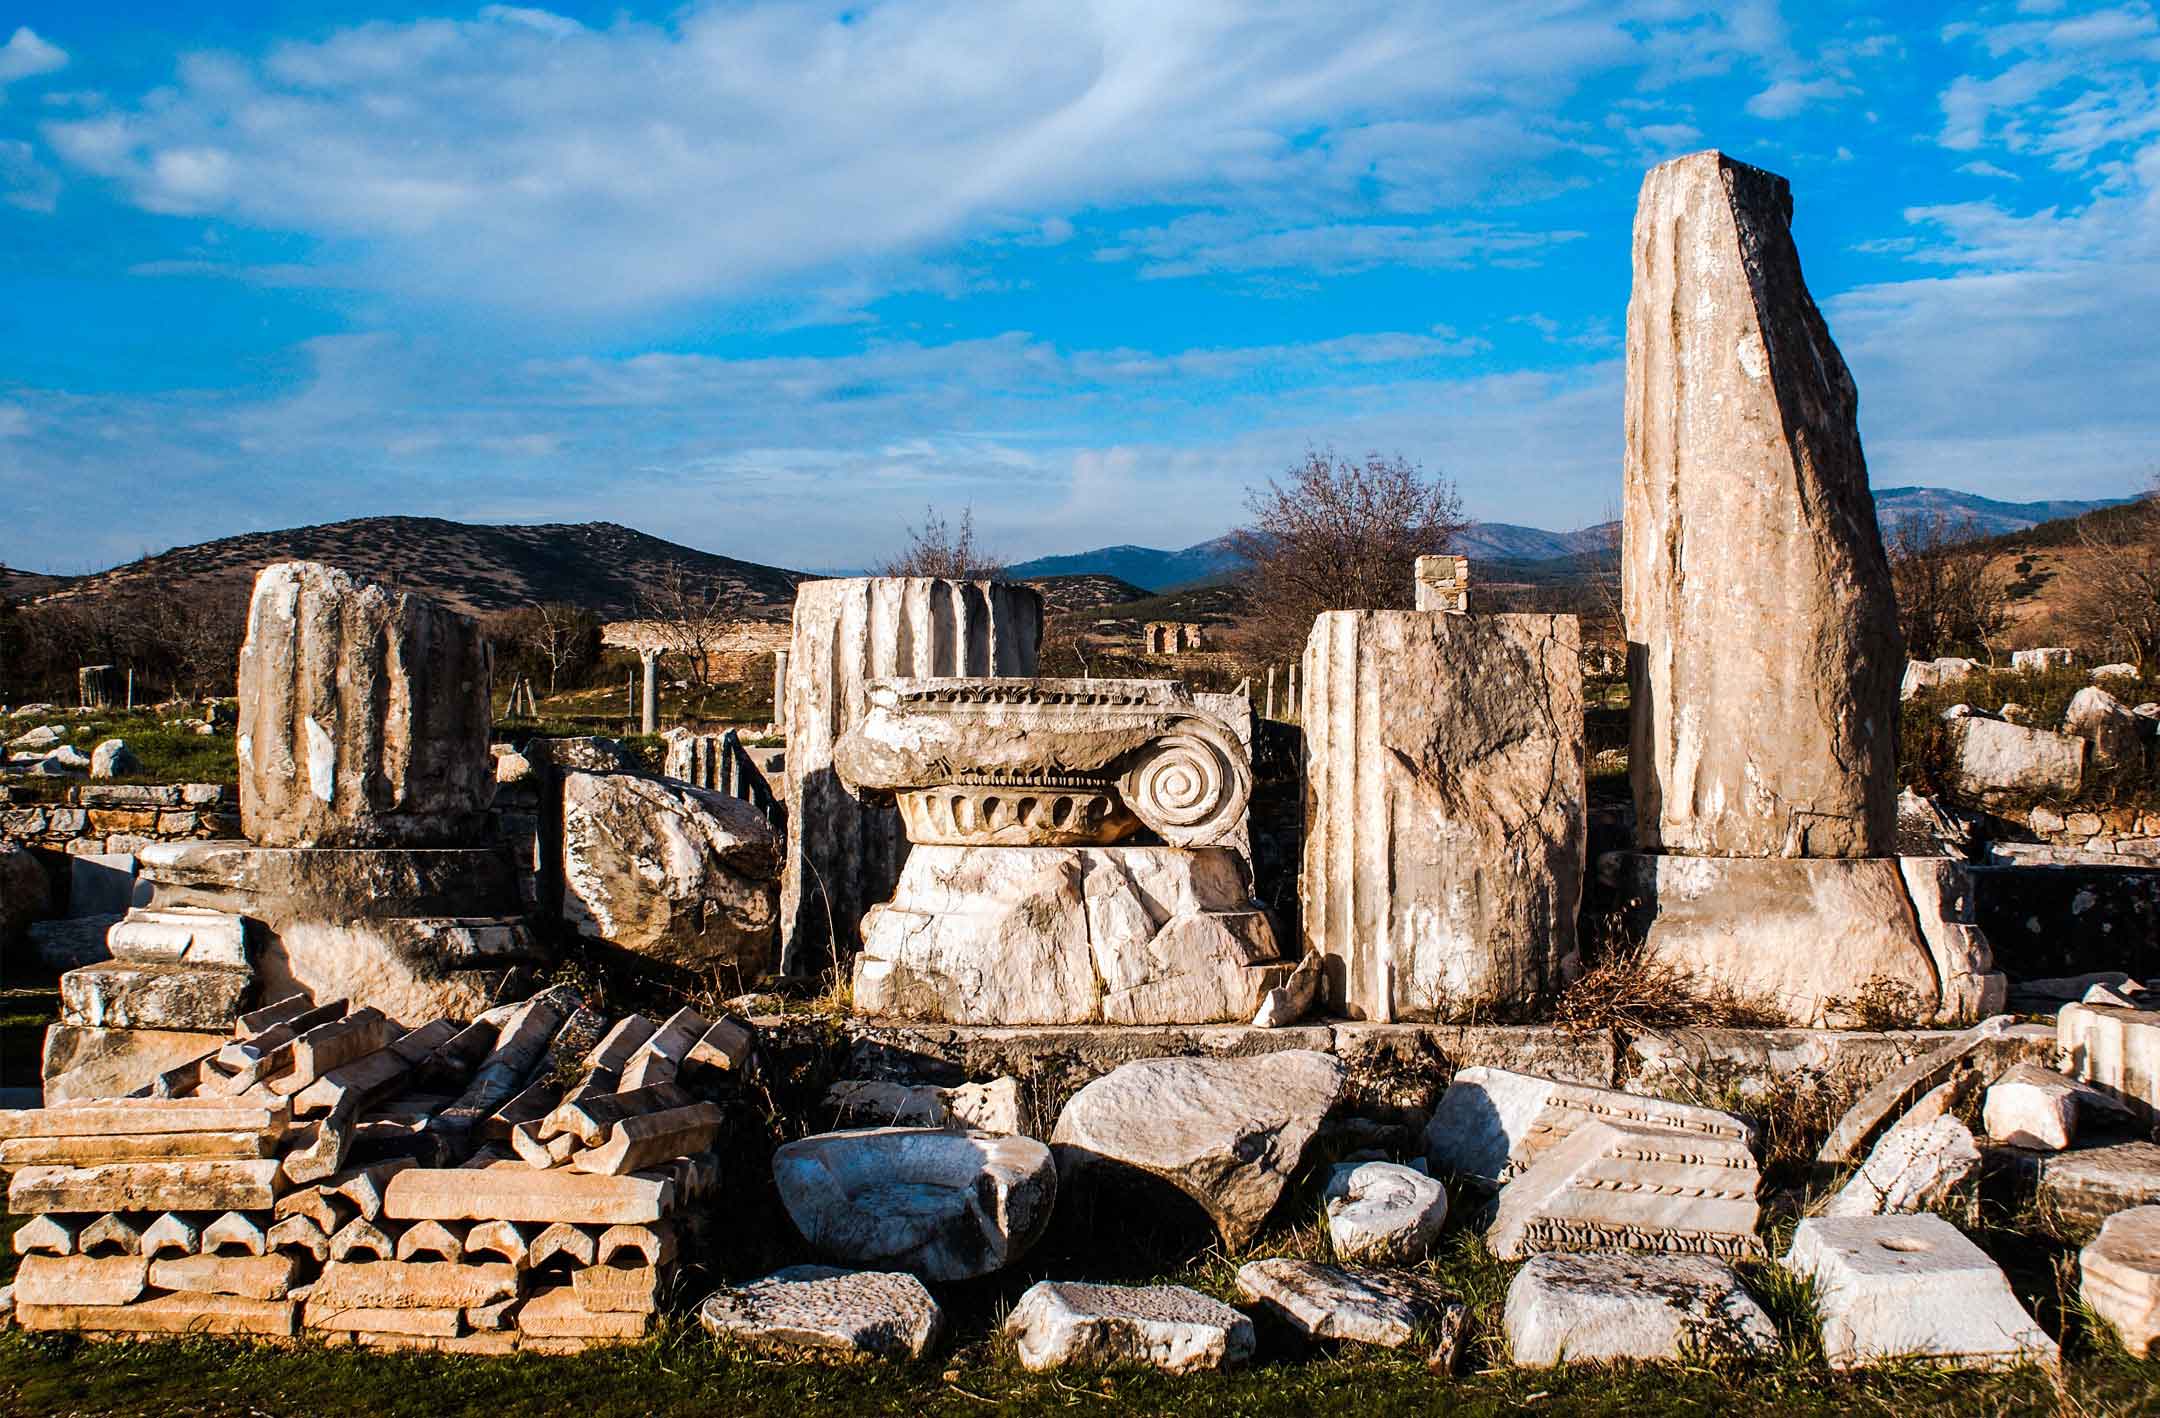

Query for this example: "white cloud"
[33,1,1771,318]
[0,27,66,89]
[1746,75,1851,119]
[0,139,58,212]
[1105,212,1582,279]
[1958,159,2022,178]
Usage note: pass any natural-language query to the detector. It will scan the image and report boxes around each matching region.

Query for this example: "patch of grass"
[1903,664,2160,813]
[5,708,238,789]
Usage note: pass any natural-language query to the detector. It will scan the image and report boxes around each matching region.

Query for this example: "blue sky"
[3,1,2158,573]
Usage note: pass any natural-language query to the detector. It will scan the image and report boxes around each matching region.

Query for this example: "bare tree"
[1229,449,1468,659]
[145,585,250,698]
[1887,510,2013,662]
[518,601,599,693]
[879,505,1006,579]
[2059,482,2160,668]
[639,562,730,690]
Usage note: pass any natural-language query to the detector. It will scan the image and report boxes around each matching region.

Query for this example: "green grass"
[1903,663,2159,812]
[6,708,238,789]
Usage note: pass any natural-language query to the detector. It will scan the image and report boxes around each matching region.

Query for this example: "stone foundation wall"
[0,783,239,857]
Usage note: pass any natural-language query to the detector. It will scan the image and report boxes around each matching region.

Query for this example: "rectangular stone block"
[382,1166,675,1224]
[571,1264,661,1314]
[148,1253,302,1300]
[309,1260,521,1311]
[0,1096,287,1138]
[13,1254,150,1307]
[517,1281,652,1339]
[1301,611,1584,1021]
[38,1025,227,1104]
[16,1292,297,1337]
[0,1130,274,1167]
[1784,1214,2058,1371]
[59,960,252,1032]
[306,1304,466,1337]
[7,1158,285,1214]
[1425,1066,1754,1188]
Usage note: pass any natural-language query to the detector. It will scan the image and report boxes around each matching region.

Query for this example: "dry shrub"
[1553,910,1785,1031]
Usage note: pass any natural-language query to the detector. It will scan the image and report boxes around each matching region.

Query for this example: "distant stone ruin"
[1142,621,1208,654]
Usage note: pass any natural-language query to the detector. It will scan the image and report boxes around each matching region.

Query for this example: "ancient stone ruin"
[778,577,1041,978]
[1611,150,2000,1025]
[836,677,1287,1024]
[1143,622,1208,654]
[2,149,2151,1403]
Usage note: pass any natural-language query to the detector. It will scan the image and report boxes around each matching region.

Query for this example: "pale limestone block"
[395,1220,467,1264]
[774,1127,1055,1281]
[1004,1281,1253,1374]
[17,1291,297,1337]
[266,1215,331,1263]
[105,908,251,968]
[464,1220,539,1270]
[1817,1017,2015,1164]
[1784,1213,2058,1370]
[1949,717,2086,801]
[328,1219,397,1263]
[1301,611,1584,1020]
[1505,1252,1777,1365]
[149,1253,301,1301]
[10,1215,82,1258]
[203,1211,268,1257]
[569,1103,724,1177]
[40,1025,227,1103]
[530,1223,599,1270]
[1821,1104,1979,1219]
[697,1264,943,1361]
[2082,1205,2160,1357]
[1234,1258,1462,1349]
[0,1131,273,1168]
[595,1224,674,1269]
[540,1082,694,1148]
[310,1260,520,1311]
[516,1281,652,1340]
[308,1304,465,1337]
[1984,1063,2083,1151]
[12,1254,149,1307]
[1323,1161,1448,1265]
[1051,1051,1343,1249]
[7,1158,283,1214]
[572,1264,660,1314]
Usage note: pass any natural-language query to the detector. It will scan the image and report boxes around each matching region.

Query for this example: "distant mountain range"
[1006,486,2135,590]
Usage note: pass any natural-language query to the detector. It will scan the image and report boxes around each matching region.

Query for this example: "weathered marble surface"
[1623,150,1900,860]
[1302,610,1584,1021]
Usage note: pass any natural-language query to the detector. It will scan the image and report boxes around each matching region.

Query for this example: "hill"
[1023,574,1156,613]
[26,517,809,622]
[0,564,71,601]
[1007,487,2130,591]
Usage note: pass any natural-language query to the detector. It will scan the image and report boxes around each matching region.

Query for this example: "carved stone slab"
[1486,1118,1764,1262]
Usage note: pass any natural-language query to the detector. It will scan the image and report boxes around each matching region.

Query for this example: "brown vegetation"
[878,505,1006,579]
[2056,483,2160,669]
[1888,509,2013,662]
[1229,450,1467,660]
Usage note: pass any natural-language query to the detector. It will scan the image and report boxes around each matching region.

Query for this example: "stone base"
[854,846,1288,1025]
[1601,854,2006,1027]
[41,1023,222,1103]
[135,841,548,1025]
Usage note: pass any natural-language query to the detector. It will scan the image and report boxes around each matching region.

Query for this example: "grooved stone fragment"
[1425,1066,1754,1188]
[1623,149,1900,859]
[2081,1205,2160,1357]
[236,560,493,848]
[1234,1258,1463,1349]
[1504,1252,1778,1366]
[1486,1119,1764,1262]
[698,1265,943,1361]
[1051,1051,1343,1249]
[1783,1214,2058,1371]
[1821,1095,1979,1220]
[1005,1281,1253,1374]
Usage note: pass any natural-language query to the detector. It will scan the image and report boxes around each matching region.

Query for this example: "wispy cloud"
[0,28,66,91]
